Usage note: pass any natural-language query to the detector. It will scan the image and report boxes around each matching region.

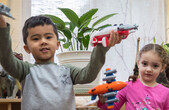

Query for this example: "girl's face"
[137,51,166,86]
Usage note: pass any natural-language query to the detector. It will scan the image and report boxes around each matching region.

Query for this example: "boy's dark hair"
[128,43,169,87]
[22,15,59,45]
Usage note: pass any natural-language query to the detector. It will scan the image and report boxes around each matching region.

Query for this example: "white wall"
[6,0,31,61]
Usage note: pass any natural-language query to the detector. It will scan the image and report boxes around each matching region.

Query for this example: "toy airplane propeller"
[0,3,14,19]
[91,24,138,47]
[88,68,127,109]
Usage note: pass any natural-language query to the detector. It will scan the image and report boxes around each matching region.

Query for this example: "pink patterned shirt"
[97,79,169,110]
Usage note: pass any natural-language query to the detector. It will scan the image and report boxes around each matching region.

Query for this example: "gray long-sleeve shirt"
[0,24,110,110]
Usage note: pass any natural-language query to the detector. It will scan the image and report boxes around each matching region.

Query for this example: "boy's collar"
[35,62,55,65]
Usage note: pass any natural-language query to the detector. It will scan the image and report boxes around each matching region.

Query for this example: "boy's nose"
[41,38,47,45]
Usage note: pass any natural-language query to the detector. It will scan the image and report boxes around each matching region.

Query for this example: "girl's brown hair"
[128,43,169,86]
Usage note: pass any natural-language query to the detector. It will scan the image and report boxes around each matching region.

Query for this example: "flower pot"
[56,51,92,67]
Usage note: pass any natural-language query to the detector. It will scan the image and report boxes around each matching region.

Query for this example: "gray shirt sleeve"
[69,45,110,84]
[0,24,31,81]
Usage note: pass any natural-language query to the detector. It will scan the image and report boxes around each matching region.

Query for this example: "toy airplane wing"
[0,3,14,19]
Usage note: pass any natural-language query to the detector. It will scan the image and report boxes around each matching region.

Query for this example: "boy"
[0,15,122,110]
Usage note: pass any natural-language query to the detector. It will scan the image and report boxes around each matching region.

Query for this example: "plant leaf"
[79,8,98,25]
[59,38,66,43]
[163,45,169,54]
[62,28,72,40]
[81,27,93,33]
[94,24,112,31]
[92,13,117,28]
[78,18,92,32]
[153,37,156,43]
[165,43,169,47]
[83,35,90,49]
[78,16,98,32]
[58,8,79,27]
[44,14,65,29]
[69,22,76,32]
[63,42,72,49]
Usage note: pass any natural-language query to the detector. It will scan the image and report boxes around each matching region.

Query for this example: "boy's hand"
[108,30,122,47]
[0,15,7,28]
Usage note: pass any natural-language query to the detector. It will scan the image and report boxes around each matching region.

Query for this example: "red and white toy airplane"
[91,24,138,47]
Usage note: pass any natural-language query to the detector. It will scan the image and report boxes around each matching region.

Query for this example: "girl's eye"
[142,62,147,66]
[153,64,159,68]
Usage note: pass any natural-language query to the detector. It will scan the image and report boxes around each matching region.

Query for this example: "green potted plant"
[44,8,117,52]
[44,8,118,95]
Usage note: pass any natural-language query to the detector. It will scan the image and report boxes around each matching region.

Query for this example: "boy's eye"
[32,38,39,41]
[46,36,52,39]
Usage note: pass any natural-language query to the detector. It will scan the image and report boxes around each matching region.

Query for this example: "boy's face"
[24,24,60,63]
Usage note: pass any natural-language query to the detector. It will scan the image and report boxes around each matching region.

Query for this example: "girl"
[97,43,169,110]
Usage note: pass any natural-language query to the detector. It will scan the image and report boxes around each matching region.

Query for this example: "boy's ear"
[24,45,31,54]
[56,40,60,50]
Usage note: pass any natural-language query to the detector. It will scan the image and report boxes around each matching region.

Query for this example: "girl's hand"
[0,15,7,27]
[98,94,106,104]
[108,30,122,47]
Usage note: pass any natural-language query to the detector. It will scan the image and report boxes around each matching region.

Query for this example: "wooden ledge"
[0,98,21,110]
[0,99,21,103]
